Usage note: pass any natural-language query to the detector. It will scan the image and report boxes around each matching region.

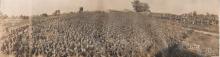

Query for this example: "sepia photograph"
[0,0,219,57]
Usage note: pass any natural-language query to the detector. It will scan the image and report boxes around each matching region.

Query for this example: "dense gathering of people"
[149,12,219,33]
[1,11,216,57]
[0,0,218,57]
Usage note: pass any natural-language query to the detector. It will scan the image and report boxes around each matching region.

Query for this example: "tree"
[41,13,48,17]
[79,7,84,13]
[20,15,29,19]
[0,14,8,19]
[192,11,197,16]
[132,0,151,12]
[0,11,2,16]
[53,10,61,16]
[0,11,7,19]
[3,14,8,19]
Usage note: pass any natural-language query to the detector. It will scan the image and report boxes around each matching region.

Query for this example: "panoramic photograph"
[0,0,219,57]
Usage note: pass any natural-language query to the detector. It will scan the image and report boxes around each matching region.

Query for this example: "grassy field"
[0,11,218,57]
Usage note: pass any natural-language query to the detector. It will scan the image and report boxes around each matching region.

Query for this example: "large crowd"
[1,11,217,57]
[150,12,219,33]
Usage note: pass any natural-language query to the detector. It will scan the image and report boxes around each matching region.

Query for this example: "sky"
[0,0,219,16]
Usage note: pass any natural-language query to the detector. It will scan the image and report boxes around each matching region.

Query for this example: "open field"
[0,11,218,57]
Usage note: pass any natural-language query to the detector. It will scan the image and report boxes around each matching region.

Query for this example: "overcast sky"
[0,0,219,16]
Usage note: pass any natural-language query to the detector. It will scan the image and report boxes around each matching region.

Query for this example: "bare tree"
[132,0,151,12]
